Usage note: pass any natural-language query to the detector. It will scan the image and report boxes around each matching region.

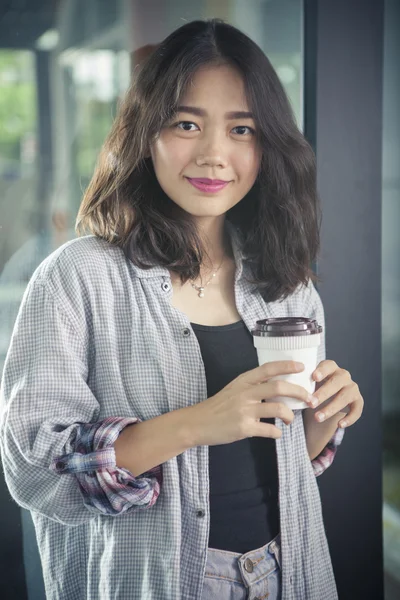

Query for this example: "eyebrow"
[176,105,254,120]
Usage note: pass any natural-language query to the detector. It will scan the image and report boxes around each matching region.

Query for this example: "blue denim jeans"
[201,532,282,599]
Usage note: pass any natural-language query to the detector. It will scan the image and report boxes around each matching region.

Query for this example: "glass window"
[382,0,400,595]
[0,0,304,374]
[0,2,303,598]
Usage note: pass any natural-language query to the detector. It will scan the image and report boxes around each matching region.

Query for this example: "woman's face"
[150,64,262,220]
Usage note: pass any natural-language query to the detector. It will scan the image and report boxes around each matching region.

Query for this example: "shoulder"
[25,235,128,313]
[298,278,324,323]
[29,235,121,287]
[274,278,322,318]
[18,235,132,334]
[299,278,322,312]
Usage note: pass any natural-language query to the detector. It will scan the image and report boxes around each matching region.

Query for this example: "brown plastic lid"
[251,317,322,337]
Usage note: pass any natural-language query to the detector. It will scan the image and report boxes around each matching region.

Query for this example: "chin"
[183,207,230,218]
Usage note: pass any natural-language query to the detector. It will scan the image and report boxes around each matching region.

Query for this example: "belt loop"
[269,539,281,570]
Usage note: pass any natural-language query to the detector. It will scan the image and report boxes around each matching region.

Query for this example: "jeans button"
[244,558,254,573]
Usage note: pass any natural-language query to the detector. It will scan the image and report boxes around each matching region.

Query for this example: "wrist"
[180,405,200,448]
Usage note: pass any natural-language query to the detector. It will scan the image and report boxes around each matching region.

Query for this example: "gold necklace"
[189,256,225,298]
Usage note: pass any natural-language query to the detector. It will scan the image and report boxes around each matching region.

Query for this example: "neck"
[168,217,235,287]
[195,217,233,272]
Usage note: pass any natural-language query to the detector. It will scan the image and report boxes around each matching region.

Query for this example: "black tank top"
[190,319,280,554]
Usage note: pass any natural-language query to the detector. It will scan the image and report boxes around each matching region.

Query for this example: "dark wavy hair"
[75,18,321,302]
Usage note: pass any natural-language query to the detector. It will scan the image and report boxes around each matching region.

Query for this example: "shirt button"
[56,461,65,470]
[161,282,170,292]
[196,509,205,518]
[182,328,191,337]
[244,558,254,573]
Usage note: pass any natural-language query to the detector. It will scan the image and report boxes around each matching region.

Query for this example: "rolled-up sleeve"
[0,279,161,525]
[311,427,345,477]
[307,279,346,477]
[50,416,162,516]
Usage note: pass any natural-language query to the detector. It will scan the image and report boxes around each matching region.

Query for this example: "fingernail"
[340,421,347,428]
[308,394,318,407]
[314,370,322,381]
[316,412,325,422]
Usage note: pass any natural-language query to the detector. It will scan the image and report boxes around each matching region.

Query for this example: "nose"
[195,132,229,169]
[195,152,229,169]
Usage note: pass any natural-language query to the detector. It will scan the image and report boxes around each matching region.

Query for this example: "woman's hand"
[187,360,316,447]
[309,360,364,429]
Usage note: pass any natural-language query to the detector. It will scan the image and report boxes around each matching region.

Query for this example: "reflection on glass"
[0,50,38,370]
[0,1,303,598]
[382,0,400,597]
[58,48,130,210]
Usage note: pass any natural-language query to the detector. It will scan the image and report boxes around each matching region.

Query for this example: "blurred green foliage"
[0,50,36,162]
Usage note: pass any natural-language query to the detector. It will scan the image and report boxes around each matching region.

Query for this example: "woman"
[0,19,363,600]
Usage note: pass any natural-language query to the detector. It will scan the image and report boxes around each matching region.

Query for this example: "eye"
[174,121,199,132]
[172,121,255,136]
[232,125,255,136]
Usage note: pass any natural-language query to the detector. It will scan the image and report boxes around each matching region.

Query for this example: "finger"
[243,360,305,386]
[311,369,350,406]
[254,401,295,426]
[255,379,313,407]
[312,360,336,382]
[315,385,362,424]
[314,399,350,423]
[337,402,361,428]
[250,420,283,440]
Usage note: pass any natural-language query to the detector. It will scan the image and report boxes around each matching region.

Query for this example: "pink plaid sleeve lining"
[50,416,163,515]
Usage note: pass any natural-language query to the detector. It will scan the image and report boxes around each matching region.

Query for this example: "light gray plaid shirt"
[0,220,344,599]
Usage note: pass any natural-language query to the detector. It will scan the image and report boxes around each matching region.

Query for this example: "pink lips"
[186,177,230,193]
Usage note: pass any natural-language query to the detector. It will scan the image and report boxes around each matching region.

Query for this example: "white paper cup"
[251,317,322,410]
